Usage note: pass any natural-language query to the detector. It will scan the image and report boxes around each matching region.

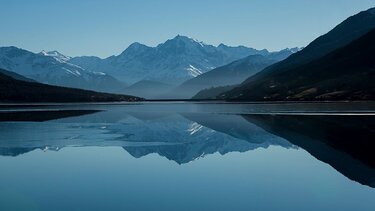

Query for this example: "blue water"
[0,103,374,211]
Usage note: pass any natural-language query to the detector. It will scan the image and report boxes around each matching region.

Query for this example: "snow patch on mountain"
[186,65,202,77]
[93,71,107,76]
[39,50,72,63]
[62,67,81,77]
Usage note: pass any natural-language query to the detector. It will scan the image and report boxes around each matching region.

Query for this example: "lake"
[0,102,374,211]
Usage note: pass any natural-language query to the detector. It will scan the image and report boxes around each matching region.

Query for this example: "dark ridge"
[0,68,142,103]
[221,8,375,101]
[0,110,101,122]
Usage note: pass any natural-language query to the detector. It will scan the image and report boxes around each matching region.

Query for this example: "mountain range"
[0,47,126,93]
[1,36,291,99]
[220,7,375,101]
[1,7,374,102]
[69,35,271,85]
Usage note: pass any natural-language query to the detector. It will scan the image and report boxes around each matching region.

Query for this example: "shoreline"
[0,100,375,107]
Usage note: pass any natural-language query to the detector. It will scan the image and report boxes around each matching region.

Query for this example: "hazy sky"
[1,0,374,58]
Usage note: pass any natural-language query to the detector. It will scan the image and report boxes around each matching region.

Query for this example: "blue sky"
[1,0,374,58]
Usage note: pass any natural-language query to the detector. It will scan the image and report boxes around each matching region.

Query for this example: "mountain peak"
[39,50,71,62]
[290,47,303,53]
[119,42,151,57]
[217,43,228,48]
[173,34,193,41]
[68,35,290,85]
[39,50,64,56]
[278,47,302,53]
[169,35,206,46]
[128,42,148,49]
[217,43,248,49]
[39,50,47,55]
[0,46,24,53]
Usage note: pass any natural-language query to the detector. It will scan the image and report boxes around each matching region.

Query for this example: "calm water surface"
[0,102,374,211]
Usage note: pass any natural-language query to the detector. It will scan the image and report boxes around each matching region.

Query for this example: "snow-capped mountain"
[69,35,270,84]
[0,47,126,93]
[39,50,72,62]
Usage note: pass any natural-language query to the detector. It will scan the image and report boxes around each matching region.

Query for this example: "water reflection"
[0,109,293,163]
[0,103,374,188]
[243,114,375,188]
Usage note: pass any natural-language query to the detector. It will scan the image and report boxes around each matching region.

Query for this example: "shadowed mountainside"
[220,7,375,101]
[122,80,174,99]
[0,68,141,102]
[165,49,298,99]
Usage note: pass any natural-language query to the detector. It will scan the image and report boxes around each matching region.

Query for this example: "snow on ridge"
[190,37,206,47]
[93,71,106,76]
[40,50,48,56]
[62,67,81,77]
[186,65,202,77]
[188,37,206,47]
[39,50,72,63]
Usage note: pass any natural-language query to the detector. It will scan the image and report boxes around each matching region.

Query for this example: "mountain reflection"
[0,109,292,162]
[242,114,375,188]
[0,106,374,187]
[123,112,292,164]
